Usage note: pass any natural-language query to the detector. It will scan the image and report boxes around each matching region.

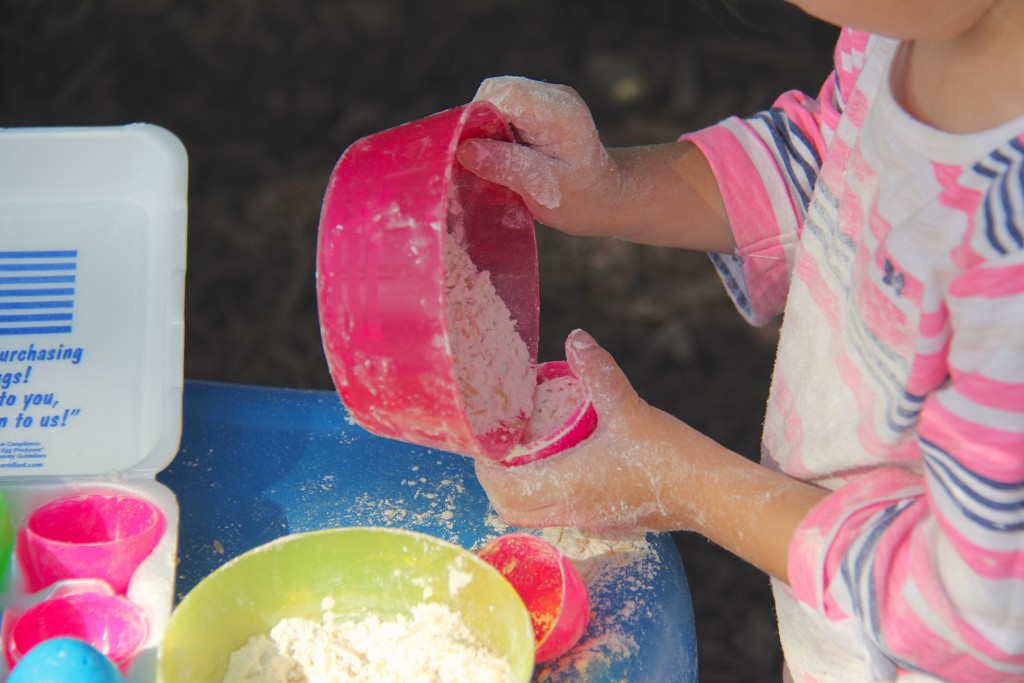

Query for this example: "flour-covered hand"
[476,329,828,583]
[457,77,623,238]
[475,329,715,534]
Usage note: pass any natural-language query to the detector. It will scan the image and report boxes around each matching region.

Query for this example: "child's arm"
[457,77,735,254]
[476,329,829,584]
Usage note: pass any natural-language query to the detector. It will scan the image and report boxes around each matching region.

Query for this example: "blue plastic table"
[159,380,697,682]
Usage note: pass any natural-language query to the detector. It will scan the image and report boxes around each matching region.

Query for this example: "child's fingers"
[564,329,638,415]
[457,138,563,210]
[473,76,592,150]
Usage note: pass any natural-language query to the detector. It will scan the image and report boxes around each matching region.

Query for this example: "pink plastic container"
[506,361,598,467]
[477,533,589,663]
[18,494,165,594]
[4,585,148,670]
[318,102,597,463]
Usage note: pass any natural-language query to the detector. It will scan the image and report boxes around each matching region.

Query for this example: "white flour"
[444,234,535,444]
[222,600,513,683]
[520,375,584,443]
[345,464,469,542]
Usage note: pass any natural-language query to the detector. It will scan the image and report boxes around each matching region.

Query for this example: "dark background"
[1,2,837,680]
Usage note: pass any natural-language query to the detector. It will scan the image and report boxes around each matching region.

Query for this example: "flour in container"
[520,374,585,443]
[444,234,535,443]
[221,599,514,683]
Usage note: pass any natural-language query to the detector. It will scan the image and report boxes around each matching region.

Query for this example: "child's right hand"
[457,76,624,238]
[459,76,734,253]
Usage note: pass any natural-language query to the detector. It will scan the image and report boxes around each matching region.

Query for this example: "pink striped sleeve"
[683,119,799,324]
[789,248,1024,679]
[681,28,856,325]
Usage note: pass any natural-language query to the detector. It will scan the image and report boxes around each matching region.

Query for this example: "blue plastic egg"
[7,637,125,683]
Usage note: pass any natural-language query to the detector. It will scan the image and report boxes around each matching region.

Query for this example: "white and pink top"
[686,28,1024,682]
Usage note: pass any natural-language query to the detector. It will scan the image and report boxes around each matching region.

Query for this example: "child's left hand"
[476,329,828,583]
[475,329,714,534]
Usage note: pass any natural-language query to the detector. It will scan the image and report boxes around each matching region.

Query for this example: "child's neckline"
[884,4,1024,137]
[876,37,1024,162]
[880,25,1024,132]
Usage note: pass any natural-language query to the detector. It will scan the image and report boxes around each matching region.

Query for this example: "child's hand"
[475,329,711,534]
[476,329,827,581]
[457,77,623,237]
[477,328,827,580]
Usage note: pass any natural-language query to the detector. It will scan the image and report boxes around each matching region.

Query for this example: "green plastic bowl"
[157,527,535,683]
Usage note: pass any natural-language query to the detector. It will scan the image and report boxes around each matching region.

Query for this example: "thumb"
[457,138,562,210]
[565,329,637,414]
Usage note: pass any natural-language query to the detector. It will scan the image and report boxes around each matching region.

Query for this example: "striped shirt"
[684,29,1024,682]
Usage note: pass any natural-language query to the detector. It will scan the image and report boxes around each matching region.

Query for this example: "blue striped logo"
[0,251,76,336]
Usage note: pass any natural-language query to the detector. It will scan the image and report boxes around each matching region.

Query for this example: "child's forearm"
[605,142,735,254]
[656,426,829,583]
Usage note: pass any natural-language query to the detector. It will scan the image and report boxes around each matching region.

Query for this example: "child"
[458,1,1024,681]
